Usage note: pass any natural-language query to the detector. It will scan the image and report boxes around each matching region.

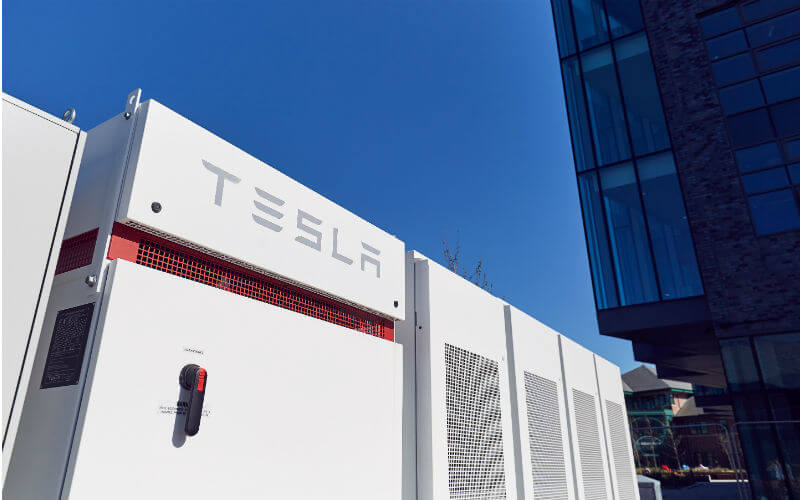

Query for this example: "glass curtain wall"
[721,333,800,500]
[700,2,800,235]
[551,0,703,309]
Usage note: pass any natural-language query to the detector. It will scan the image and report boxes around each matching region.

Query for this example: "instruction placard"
[40,303,95,389]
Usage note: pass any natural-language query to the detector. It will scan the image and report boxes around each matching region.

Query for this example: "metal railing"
[631,422,749,500]
[733,420,800,500]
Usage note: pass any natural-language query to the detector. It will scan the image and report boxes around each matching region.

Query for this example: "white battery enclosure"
[411,254,518,500]
[2,91,640,500]
[4,260,403,499]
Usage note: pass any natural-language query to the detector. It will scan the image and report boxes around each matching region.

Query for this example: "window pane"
[789,163,800,183]
[742,167,790,193]
[747,9,800,47]
[726,109,774,148]
[720,338,762,392]
[754,333,800,390]
[742,0,800,21]
[582,46,632,165]
[600,163,659,305]
[770,98,800,137]
[605,0,643,39]
[552,0,577,57]
[786,139,800,162]
[578,172,619,309]
[748,189,800,233]
[735,142,783,172]
[754,333,800,422]
[733,392,773,420]
[638,152,703,299]
[571,0,608,50]
[562,57,595,171]
[706,30,749,61]
[768,392,800,420]
[761,66,800,103]
[737,425,791,500]
[712,53,756,86]
[756,37,800,71]
[615,34,670,156]
[700,7,741,38]
[719,79,765,114]
[775,423,800,498]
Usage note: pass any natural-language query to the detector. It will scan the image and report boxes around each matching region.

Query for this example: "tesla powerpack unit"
[595,355,639,500]
[2,94,86,476]
[560,335,615,500]
[3,91,405,500]
[407,252,518,500]
[504,305,577,500]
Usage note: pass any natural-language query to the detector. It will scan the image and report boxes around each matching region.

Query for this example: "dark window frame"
[551,0,706,310]
[701,4,800,236]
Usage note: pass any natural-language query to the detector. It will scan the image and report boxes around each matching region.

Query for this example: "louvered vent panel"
[573,389,608,500]
[606,400,636,500]
[523,372,569,500]
[445,344,507,500]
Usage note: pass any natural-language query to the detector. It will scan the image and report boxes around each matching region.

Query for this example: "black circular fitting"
[151,202,162,213]
[394,300,399,308]
[180,364,200,390]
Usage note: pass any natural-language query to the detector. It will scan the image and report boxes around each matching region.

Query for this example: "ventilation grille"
[445,344,506,500]
[573,389,607,500]
[606,400,636,500]
[55,228,98,275]
[123,233,391,340]
[524,373,569,500]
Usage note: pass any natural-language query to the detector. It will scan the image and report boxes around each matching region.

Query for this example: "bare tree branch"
[442,230,493,292]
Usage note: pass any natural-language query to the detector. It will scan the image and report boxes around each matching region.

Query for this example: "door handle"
[179,364,207,436]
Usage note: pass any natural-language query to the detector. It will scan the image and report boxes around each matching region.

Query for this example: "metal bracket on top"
[124,89,141,120]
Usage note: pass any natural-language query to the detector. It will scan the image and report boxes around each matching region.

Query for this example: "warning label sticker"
[158,401,212,417]
[40,303,95,389]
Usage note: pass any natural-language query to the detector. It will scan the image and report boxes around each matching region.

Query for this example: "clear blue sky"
[3,0,639,371]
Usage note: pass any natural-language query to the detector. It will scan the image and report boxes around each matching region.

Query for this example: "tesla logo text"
[202,160,381,278]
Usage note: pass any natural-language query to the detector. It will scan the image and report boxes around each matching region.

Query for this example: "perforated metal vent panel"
[445,344,507,500]
[111,229,392,340]
[55,228,98,274]
[135,238,389,338]
[573,389,608,500]
[606,400,636,500]
[524,372,569,500]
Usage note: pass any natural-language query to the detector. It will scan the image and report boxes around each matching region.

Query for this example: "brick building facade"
[548,0,800,498]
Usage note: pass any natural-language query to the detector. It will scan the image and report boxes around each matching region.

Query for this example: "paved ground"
[662,480,749,500]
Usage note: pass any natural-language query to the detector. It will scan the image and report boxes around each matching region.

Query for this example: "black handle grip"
[179,364,207,436]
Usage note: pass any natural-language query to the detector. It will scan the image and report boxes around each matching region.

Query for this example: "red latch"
[197,369,206,392]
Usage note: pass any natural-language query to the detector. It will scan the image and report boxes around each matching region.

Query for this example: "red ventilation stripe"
[55,228,99,275]
[107,223,394,341]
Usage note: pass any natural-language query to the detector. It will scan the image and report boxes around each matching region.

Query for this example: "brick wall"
[639,0,800,339]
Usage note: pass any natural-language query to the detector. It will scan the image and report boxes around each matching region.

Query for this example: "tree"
[664,423,684,469]
[715,428,736,470]
[442,230,493,292]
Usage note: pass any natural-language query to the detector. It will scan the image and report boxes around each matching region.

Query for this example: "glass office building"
[553,0,703,310]
[549,0,800,498]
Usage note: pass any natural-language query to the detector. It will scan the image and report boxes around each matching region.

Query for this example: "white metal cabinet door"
[65,260,402,500]
[560,335,614,500]
[1,95,84,438]
[505,306,577,500]
[595,355,639,500]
